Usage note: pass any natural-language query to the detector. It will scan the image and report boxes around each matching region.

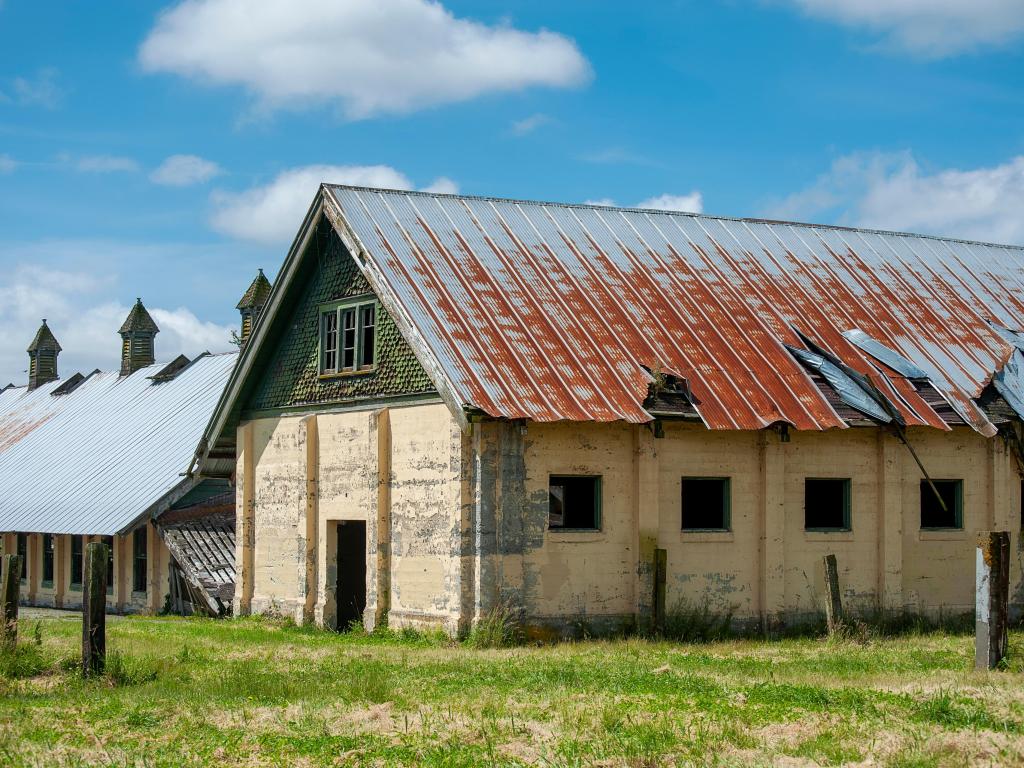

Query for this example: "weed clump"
[467,600,523,649]
[0,641,48,679]
[660,599,734,643]
[104,650,163,686]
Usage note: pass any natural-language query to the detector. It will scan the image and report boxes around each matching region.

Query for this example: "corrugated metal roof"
[0,352,237,536]
[324,185,1024,434]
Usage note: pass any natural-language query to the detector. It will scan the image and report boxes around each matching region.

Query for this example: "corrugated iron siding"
[0,353,237,536]
[326,186,1024,434]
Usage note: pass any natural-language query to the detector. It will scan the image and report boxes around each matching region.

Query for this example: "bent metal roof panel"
[0,352,236,536]
[323,185,1024,435]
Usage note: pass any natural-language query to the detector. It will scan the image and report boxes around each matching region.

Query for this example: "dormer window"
[320,297,376,375]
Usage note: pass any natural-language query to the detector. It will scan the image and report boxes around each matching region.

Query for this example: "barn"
[0,277,268,615]
[198,185,1024,636]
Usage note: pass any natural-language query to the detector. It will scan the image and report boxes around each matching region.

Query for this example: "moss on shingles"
[246,226,436,412]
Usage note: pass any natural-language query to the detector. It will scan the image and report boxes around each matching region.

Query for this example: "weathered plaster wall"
[658,424,761,620]
[239,401,464,632]
[517,421,636,628]
[387,404,465,633]
[235,405,1024,635]
[506,422,1023,630]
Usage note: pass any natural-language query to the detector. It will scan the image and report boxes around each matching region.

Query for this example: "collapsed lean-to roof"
[200,185,1024,473]
[0,353,237,536]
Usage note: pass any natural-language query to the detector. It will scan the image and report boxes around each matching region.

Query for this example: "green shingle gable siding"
[245,225,436,413]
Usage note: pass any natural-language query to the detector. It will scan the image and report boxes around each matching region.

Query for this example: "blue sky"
[1,0,1022,384]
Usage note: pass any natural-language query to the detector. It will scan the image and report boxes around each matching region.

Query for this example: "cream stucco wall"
[238,401,466,633]
[235,403,1024,636]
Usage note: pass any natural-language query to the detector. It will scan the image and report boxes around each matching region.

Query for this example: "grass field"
[2,615,1024,767]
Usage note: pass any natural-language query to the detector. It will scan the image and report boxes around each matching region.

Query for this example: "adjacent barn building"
[198,185,1024,636]
[0,278,268,614]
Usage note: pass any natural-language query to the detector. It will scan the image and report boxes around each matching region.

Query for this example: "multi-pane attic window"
[320,298,376,375]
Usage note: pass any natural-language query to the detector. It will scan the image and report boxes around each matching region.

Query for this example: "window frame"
[318,295,378,377]
[41,533,54,588]
[920,479,964,531]
[102,535,114,595]
[803,477,852,532]
[133,527,148,594]
[680,476,732,532]
[548,474,603,532]
[70,536,83,590]
[16,533,27,583]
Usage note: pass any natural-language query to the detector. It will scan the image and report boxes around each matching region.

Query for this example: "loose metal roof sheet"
[322,185,1024,435]
[0,352,237,536]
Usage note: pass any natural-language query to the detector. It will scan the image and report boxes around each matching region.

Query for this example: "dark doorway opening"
[336,520,367,631]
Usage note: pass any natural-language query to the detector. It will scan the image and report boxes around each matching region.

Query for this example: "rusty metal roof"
[322,185,1024,435]
[0,352,237,536]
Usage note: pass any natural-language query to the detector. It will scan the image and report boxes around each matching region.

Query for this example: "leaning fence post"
[823,554,844,635]
[975,531,1010,671]
[82,542,108,676]
[653,548,667,634]
[0,553,21,647]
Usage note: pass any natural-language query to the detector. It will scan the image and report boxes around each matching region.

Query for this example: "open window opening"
[548,476,601,530]
[920,479,962,529]
[680,477,731,531]
[804,478,851,531]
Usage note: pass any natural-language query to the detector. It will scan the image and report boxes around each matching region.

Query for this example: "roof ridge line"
[322,183,1024,251]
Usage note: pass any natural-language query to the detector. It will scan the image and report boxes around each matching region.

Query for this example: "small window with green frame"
[41,533,54,588]
[549,475,602,530]
[804,478,852,531]
[681,477,731,531]
[920,479,963,530]
[319,296,376,375]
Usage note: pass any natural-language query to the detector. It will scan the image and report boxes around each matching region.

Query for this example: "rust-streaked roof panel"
[325,186,1024,434]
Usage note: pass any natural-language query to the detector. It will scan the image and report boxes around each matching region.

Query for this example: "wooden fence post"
[82,542,108,676]
[0,554,21,647]
[975,531,1010,671]
[653,548,667,634]
[823,554,844,635]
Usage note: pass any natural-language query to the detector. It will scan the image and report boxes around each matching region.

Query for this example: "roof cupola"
[236,268,272,348]
[118,298,159,376]
[27,319,61,390]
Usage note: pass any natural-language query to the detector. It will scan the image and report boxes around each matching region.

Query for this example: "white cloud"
[764,151,1024,245]
[0,154,16,174]
[0,263,235,385]
[421,176,459,194]
[150,154,222,186]
[511,113,552,136]
[637,192,704,213]
[3,67,63,108]
[210,163,458,244]
[586,192,705,213]
[139,0,591,119]
[779,0,1024,56]
[73,154,140,173]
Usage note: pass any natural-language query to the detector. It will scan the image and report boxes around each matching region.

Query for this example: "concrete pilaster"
[759,430,785,628]
[634,425,660,625]
[877,430,903,612]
